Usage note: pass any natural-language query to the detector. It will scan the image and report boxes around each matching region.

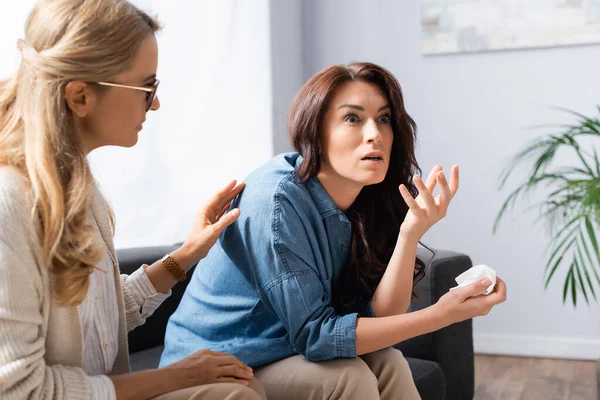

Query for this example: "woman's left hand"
[398,164,459,241]
[181,180,245,262]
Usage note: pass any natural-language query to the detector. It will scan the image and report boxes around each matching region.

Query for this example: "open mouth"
[361,156,383,161]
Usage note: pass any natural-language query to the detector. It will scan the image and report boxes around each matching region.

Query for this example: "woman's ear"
[64,81,96,117]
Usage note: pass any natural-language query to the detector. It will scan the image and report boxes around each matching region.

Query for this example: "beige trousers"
[253,347,421,400]
[152,378,267,400]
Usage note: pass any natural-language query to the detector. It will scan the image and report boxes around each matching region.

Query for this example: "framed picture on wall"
[420,0,600,55]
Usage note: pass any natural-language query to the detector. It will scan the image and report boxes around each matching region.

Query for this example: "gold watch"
[161,253,186,281]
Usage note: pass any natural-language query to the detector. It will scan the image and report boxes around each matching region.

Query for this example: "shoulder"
[243,153,300,192]
[236,153,315,217]
[0,165,33,220]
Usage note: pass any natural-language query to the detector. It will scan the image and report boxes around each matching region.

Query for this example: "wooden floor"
[475,355,597,400]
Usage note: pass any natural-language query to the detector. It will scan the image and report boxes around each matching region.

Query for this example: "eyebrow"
[338,103,391,112]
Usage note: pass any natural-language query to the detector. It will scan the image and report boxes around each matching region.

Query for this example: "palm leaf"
[571,262,578,305]
[563,268,573,304]
[585,216,600,264]
[575,241,596,301]
[573,255,589,304]
[546,236,576,288]
[546,218,580,267]
[495,106,600,306]
[578,229,600,287]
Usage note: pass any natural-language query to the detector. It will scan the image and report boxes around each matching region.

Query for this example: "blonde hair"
[0,0,160,306]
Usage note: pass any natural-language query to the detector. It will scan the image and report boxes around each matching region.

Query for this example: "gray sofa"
[118,246,474,400]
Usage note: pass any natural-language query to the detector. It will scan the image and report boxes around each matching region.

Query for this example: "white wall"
[0,1,36,77]
[300,0,600,359]
[269,0,302,154]
[88,0,273,249]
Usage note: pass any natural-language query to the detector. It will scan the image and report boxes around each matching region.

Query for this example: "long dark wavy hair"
[288,62,426,310]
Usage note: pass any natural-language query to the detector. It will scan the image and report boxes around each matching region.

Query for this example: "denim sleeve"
[262,242,358,361]
[221,180,359,361]
[233,184,357,361]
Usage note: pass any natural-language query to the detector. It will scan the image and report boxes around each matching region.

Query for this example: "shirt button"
[103,342,108,350]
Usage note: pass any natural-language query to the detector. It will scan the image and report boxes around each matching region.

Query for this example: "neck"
[83,142,94,156]
[75,120,95,156]
[316,168,363,212]
[75,124,98,157]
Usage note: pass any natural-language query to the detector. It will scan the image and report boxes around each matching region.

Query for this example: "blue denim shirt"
[159,153,373,368]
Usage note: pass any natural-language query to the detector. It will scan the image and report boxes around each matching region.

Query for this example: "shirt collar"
[294,155,349,220]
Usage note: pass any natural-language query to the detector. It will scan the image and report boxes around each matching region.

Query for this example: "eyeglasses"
[95,79,160,111]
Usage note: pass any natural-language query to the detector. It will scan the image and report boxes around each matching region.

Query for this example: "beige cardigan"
[0,166,149,399]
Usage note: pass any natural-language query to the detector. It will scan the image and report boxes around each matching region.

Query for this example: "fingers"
[216,203,230,220]
[218,365,254,380]
[436,171,452,206]
[399,184,420,212]
[215,355,252,372]
[220,182,245,210]
[424,164,459,199]
[413,175,436,210]
[207,180,246,213]
[213,208,241,233]
[214,180,237,203]
[495,277,507,296]
[425,165,442,192]
[449,165,459,195]
[488,277,507,304]
[454,278,492,300]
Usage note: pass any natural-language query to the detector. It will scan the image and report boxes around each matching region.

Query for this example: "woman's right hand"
[433,277,507,327]
[163,349,254,389]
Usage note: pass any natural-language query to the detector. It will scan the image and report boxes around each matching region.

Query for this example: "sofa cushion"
[130,345,163,371]
[407,357,446,400]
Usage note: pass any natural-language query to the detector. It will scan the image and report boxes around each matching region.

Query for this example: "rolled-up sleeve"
[88,375,116,400]
[262,260,358,361]
[120,266,170,331]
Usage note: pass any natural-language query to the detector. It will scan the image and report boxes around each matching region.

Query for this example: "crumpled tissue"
[449,264,497,295]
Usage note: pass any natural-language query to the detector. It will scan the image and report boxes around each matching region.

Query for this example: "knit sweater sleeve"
[0,168,112,400]
[120,267,170,332]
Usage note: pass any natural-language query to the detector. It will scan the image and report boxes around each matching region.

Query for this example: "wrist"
[170,245,198,272]
[397,228,420,247]
[157,366,186,393]
[426,303,450,330]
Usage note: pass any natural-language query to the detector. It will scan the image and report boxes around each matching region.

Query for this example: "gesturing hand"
[399,165,459,240]
[182,180,245,261]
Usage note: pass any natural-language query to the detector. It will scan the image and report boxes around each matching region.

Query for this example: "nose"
[150,95,160,111]
[364,120,382,143]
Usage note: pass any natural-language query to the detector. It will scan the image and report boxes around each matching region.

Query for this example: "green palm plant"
[494,107,600,306]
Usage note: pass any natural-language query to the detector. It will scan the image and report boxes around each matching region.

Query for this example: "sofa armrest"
[394,247,474,400]
[117,245,191,354]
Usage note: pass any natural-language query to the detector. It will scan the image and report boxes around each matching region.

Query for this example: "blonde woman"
[0,1,266,399]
